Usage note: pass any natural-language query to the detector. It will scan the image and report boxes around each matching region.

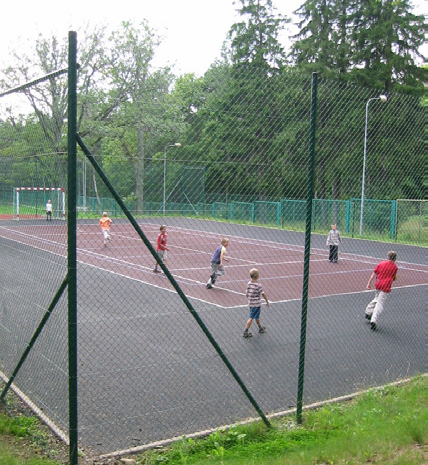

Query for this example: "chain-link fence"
[0,33,426,462]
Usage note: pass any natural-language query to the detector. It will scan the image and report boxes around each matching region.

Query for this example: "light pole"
[360,95,387,235]
[163,143,181,215]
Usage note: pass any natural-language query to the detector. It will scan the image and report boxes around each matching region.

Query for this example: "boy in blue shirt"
[206,238,229,289]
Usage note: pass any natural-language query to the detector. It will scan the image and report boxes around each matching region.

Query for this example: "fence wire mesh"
[0,59,426,458]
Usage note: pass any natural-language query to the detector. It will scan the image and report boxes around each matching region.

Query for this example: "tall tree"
[226,0,289,69]
[0,25,111,152]
[349,0,425,93]
[291,0,425,92]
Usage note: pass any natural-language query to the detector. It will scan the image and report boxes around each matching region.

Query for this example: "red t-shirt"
[156,232,167,251]
[374,260,398,293]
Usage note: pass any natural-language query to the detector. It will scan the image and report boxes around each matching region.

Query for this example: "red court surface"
[0,221,426,308]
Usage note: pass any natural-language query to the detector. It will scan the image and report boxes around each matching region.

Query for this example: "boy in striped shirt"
[243,268,269,338]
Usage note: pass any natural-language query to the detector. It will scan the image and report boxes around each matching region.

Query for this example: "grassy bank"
[1,376,426,464]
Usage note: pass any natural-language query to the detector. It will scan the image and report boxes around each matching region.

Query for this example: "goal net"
[13,187,66,221]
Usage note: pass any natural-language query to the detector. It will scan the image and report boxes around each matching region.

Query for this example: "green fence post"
[297,72,318,425]
[67,30,79,465]
[276,202,281,226]
[390,200,396,239]
[345,200,351,233]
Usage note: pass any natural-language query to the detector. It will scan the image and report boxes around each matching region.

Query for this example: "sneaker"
[365,313,371,320]
[153,268,161,273]
[258,326,266,333]
[206,283,213,289]
[243,331,252,338]
[370,322,377,331]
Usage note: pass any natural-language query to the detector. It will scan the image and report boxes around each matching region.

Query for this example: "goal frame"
[13,187,66,221]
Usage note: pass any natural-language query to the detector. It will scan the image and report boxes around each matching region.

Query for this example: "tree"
[349,0,425,93]
[290,0,425,93]
[291,0,348,77]
[0,21,184,208]
[226,0,289,69]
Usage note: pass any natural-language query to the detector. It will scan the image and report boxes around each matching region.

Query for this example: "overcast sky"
[0,0,426,77]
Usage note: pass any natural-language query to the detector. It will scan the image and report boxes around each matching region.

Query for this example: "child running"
[206,237,229,289]
[365,250,398,331]
[243,268,269,338]
[99,212,112,246]
[154,225,169,273]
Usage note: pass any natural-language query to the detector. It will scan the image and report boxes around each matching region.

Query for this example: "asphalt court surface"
[0,217,426,453]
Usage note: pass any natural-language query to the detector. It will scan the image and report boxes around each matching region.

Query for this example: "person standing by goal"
[46,199,53,221]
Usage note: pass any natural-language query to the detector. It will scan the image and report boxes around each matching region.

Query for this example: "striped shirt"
[326,229,341,246]
[246,281,264,307]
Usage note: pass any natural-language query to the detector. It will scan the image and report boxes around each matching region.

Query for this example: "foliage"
[0,3,425,211]
[131,376,426,464]
[291,0,425,93]
[225,0,290,69]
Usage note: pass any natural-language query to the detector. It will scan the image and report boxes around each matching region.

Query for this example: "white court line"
[1,225,426,310]
[136,221,428,268]
[35,221,426,269]
[172,258,327,272]
[229,283,428,309]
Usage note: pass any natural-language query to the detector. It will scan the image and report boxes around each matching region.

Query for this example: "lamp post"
[360,95,387,235]
[163,143,181,215]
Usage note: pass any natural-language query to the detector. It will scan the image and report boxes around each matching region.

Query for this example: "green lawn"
[1,376,426,465]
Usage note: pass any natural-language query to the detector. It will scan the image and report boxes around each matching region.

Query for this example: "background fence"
[0,33,426,462]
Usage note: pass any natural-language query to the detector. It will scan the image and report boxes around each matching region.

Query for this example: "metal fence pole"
[296,72,318,425]
[67,30,78,465]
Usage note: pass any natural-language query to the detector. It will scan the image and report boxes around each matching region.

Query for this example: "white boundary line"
[0,370,70,446]
[0,225,426,310]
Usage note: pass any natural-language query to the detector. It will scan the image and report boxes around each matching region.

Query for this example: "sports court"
[0,218,425,307]
[0,216,426,453]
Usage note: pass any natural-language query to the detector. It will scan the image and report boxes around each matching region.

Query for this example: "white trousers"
[365,290,388,323]
[102,229,110,241]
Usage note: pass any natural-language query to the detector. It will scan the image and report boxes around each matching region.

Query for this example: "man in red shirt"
[365,251,398,331]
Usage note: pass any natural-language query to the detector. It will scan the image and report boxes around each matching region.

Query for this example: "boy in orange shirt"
[99,212,112,246]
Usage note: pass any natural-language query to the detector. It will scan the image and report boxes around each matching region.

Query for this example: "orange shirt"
[99,217,112,230]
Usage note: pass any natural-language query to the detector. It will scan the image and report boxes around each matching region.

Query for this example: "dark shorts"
[249,307,261,320]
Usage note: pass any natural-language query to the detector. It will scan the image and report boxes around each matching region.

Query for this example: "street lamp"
[163,143,181,215]
[360,95,387,235]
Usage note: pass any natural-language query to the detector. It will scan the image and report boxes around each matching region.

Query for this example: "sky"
[0,0,426,77]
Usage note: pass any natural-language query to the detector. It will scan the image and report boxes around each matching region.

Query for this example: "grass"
[1,376,426,465]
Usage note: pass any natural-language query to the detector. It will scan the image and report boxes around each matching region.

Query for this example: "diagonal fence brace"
[77,133,271,428]
[0,274,69,404]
